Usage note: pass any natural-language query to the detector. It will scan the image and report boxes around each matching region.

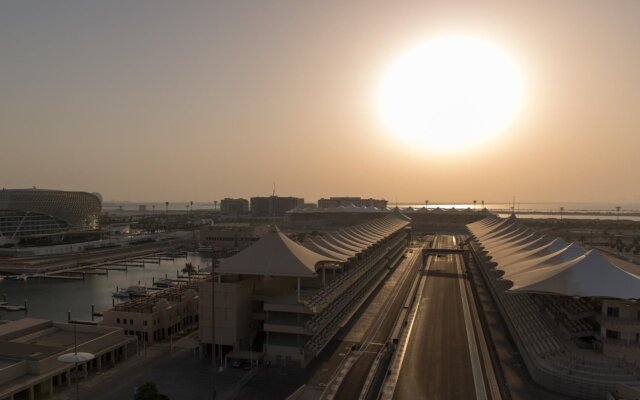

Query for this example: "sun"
[378,35,525,152]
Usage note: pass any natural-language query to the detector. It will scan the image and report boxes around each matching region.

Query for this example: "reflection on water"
[0,253,211,322]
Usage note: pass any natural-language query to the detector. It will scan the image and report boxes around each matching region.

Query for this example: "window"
[116,318,120,324]
[130,319,133,324]
[606,330,620,339]
[607,307,620,318]
[144,320,147,326]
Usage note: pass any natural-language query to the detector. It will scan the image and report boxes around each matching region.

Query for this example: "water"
[0,253,211,322]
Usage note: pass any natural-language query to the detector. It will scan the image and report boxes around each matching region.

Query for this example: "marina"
[0,252,212,322]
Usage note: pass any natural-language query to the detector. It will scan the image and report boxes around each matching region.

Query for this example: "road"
[332,245,423,400]
[393,235,489,400]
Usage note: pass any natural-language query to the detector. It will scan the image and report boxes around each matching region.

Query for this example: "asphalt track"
[393,235,487,400]
[333,247,422,400]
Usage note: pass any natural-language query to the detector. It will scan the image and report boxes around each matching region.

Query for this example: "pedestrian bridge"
[422,248,470,267]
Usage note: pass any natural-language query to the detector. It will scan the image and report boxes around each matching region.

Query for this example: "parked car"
[231,359,244,368]
[242,359,257,371]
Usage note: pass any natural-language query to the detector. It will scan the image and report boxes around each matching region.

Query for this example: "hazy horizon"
[3,0,639,204]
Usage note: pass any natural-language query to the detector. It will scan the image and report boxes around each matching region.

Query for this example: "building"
[468,215,640,399]
[250,196,304,217]
[101,282,200,345]
[220,198,249,215]
[0,189,102,246]
[0,318,136,400]
[199,211,411,367]
[200,223,268,252]
[318,197,387,210]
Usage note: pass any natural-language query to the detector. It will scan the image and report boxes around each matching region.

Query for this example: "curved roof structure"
[217,227,341,277]
[468,215,640,300]
[217,212,411,278]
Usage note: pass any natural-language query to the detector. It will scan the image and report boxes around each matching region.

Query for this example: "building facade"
[0,189,102,246]
[250,196,304,217]
[220,198,249,215]
[101,283,200,345]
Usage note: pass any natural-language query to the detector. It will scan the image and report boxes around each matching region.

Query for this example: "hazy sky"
[2,1,639,204]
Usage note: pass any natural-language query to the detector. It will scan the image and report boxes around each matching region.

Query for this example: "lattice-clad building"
[0,189,102,245]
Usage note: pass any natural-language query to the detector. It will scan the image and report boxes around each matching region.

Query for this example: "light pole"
[616,206,621,222]
[57,322,94,400]
[560,206,564,221]
[211,254,217,399]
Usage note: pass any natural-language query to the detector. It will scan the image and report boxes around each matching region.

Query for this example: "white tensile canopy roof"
[217,227,341,277]
[307,213,410,258]
[510,250,640,299]
[218,212,411,278]
[468,215,640,300]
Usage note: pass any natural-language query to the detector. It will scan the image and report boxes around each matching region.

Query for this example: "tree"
[134,382,170,400]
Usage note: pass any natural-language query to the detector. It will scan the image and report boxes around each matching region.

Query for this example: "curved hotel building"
[0,189,102,246]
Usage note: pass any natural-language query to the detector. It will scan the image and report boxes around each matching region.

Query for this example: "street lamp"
[57,322,95,400]
[211,254,217,399]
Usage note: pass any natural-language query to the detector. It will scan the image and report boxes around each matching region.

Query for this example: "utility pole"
[211,248,217,399]
[560,206,564,221]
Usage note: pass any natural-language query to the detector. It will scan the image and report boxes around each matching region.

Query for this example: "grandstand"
[199,210,411,367]
[468,215,640,399]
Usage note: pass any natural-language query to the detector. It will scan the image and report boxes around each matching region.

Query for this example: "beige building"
[101,282,200,344]
[199,211,411,367]
[0,318,136,400]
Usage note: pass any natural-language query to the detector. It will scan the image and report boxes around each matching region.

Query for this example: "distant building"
[138,204,147,213]
[0,189,102,246]
[200,223,268,251]
[250,196,304,217]
[318,197,387,210]
[220,198,249,215]
[0,318,135,399]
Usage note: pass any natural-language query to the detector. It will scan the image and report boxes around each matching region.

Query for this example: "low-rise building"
[101,283,200,345]
[0,318,136,400]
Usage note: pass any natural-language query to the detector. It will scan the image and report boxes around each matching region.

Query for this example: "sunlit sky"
[2,1,639,204]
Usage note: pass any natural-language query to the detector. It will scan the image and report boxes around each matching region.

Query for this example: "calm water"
[0,253,211,322]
